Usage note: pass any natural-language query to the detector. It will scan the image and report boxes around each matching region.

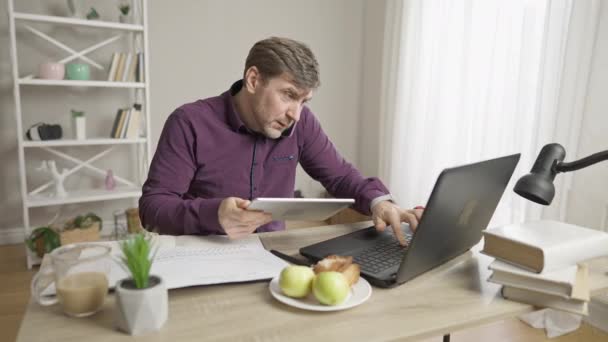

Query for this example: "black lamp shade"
[513,143,565,205]
[513,173,554,205]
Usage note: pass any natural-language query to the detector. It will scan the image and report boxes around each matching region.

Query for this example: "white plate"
[268,276,372,311]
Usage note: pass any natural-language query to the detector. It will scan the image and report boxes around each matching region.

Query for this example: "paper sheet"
[147,235,288,288]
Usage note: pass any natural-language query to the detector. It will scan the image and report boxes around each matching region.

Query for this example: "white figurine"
[38,160,69,198]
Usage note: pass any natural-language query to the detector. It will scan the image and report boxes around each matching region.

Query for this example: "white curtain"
[379,0,601,227]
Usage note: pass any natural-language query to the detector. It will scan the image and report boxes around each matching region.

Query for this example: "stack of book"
[107,52,145,82]
[585,293,608,332]
[481,220,608,315]
[110,103,142,139]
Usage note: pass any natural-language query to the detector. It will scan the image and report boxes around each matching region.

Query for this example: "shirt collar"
[223,80,296,138]
[222,80,248,133]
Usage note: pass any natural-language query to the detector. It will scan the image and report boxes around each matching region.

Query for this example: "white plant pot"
[114,275,168,335]
[119,14,132,24]
[73,116,86,140]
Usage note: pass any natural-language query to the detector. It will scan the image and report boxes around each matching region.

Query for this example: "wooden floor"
[2,243,607,342]
[1,244,36,342]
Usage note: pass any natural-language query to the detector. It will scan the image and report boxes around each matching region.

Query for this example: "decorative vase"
[125,208,143,233]
[114,275,168,335]
[73,115,86,140]
[105,169,116,190]
[39,62,65,80]
[66,63,90,80]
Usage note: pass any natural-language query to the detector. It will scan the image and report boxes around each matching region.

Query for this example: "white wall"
[566,3,608,231]
[0,0,367,241]
[147,0,365,197]
[358,0,386,177]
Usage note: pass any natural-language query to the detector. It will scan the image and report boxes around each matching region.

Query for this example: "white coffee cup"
[31,244,111,317]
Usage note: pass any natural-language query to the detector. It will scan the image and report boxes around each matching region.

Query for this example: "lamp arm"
[554,149,608,173]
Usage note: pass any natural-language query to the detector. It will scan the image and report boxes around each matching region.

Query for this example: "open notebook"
[41,234,288,296]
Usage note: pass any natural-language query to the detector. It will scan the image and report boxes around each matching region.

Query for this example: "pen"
[269,250,312,267]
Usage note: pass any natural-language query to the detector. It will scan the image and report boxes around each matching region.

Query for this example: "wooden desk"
[16,222,608,341]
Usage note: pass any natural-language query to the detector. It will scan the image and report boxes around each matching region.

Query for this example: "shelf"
[13,12,144,32]
[19,79,145,88]
[24,138,147,148]
[26,187,142,208]
[9,0,152,269]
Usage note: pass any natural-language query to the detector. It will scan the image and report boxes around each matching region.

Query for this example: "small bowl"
[66,63,90,80]
[38,62,65,80]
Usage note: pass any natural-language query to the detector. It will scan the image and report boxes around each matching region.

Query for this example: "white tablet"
[247,197,355,221]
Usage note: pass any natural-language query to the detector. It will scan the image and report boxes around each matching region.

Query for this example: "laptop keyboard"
[353,234,412,274]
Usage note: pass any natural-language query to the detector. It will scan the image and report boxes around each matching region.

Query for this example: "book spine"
[137,52,144,82]
[114,53,126,82]
[120,109,132,138]
[128,55,138,82]
[121,53,133,82]
[107,52,119,82]
[114,109,127,139]
[109,109,122,138]
[126,107,140,138]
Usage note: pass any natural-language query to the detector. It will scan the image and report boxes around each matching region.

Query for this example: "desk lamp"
[514,143,608,205]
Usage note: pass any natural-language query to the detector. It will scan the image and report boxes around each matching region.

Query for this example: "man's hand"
[218,197,273,239]
[371,201,424,246]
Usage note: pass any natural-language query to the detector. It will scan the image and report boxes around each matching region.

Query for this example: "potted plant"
[118,3,131,23]
[114,234,168,335]
[60,212,102,245]
[25,226,60,258]
[86,7,99,20]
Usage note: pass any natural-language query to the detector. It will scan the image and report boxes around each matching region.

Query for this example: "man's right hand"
[218,197,273,239]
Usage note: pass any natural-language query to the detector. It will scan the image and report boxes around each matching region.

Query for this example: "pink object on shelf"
[38,62,65,80]
[105,169,116,190]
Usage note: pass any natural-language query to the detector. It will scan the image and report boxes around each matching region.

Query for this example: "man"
[139,37,422,245]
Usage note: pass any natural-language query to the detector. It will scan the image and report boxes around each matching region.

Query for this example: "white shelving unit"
[18,79,145,88]
[13,12,145,31]
[26,187,143,208]
[7,0,152,268]
[23,138,147,148]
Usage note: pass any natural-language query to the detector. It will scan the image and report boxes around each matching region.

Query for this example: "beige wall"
[566,3,608,231]
[147,0,365,198]
[358,0,386,177]
[0,0,367,241]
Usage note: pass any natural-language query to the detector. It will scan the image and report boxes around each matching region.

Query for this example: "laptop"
[300,153,520,288]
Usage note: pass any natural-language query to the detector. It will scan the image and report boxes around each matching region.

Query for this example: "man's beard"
[261,122,284,139]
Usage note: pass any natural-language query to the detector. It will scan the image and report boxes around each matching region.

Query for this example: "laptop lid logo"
[458,199,479,227]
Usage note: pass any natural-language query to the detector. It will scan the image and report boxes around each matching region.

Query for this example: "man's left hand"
[371,201,423,246]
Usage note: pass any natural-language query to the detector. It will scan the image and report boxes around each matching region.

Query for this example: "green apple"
[312,271,350,305]
[279,265,315,298]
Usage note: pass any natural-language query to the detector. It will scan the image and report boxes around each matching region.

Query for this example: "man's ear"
[243,66,261,94]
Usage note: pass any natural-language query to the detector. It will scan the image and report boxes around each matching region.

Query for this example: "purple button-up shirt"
[139,80,390,235]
